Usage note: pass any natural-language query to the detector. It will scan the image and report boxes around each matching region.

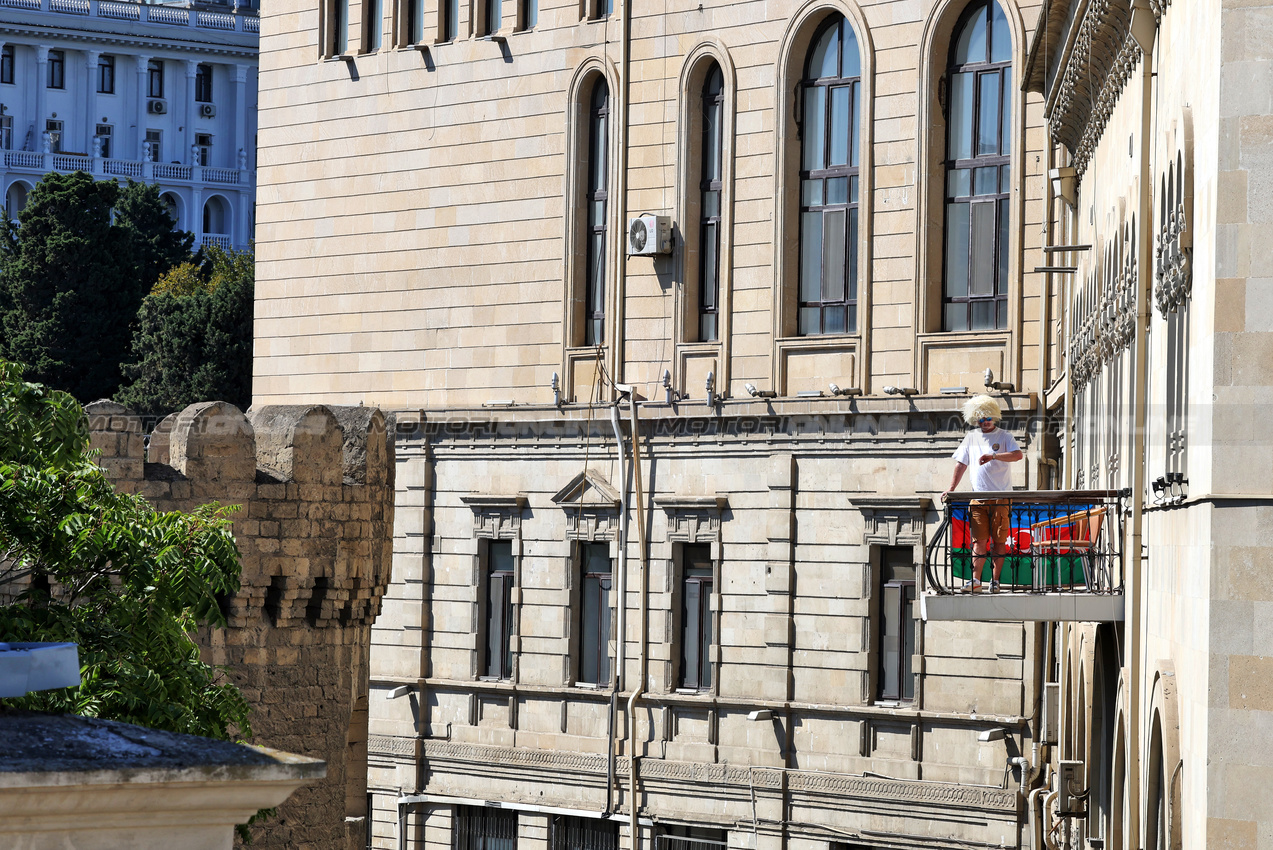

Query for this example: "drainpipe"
[623,389,649,849]
[611,0,632,387]
[606,403,632,816]
[1126,5,1157,847]
[1027,784,1049,850]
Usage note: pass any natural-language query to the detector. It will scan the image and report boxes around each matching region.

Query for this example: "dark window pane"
[948,168,971,198]
[487,0,501,32]
[850,174,859,203]
[826,176,848,205]
[977,72,1000,156]
[999,163,1011,194]
[523,0,537,28]
[799,307,821,335]
[704,189,720,218]
[945,202,970,298]
[990,1,1011,63]
[969,201,996,296]
[802,86,826,170]
[882,584,900,698]
[700,313,717,341]
[807,22,839,79]
[850,81,861,166]
[700,589,713,688]
[801,179,823,207]
[581,575,601,682]
[1000,71,1012,155]
[848,207,858,308]
[948,72,974,161]
[682,581,701,687]
[800,211,823,303]
[971,299,995,329]
[974,165,998,195]
[822,209,846,302]
[824,304,847,334]
[998,200,1010,295]
[901,585,916,700]
[953,4,987,65]
[829,86,850,166]
[843,29,861,77]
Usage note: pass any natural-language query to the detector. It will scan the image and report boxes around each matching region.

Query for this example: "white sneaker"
[964,579,983,593]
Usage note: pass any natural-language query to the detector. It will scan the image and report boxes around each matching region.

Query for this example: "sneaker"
[990,580,1001,593]
[964,579,984,593]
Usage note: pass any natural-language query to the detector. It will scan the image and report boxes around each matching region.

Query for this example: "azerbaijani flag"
[950,503,1091,587]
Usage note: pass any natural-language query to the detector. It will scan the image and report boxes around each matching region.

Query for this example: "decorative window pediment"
[553,469,621,541]
[849,497,932,546]
[656,495,727,544]
[460,494,527,540]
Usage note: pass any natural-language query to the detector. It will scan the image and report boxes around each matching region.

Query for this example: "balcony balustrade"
[0,0,259,33]
[922,489,1126,622]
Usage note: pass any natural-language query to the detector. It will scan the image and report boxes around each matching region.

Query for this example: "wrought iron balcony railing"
[922,490,1126,622]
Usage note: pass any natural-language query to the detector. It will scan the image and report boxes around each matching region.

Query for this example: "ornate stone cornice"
[788,769,1018,812]
[421,739,611,776]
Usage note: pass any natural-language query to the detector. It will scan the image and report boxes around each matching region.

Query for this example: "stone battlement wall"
[87,399,395,850]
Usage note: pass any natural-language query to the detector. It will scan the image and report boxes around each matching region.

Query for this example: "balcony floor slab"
[920,591,1125,622]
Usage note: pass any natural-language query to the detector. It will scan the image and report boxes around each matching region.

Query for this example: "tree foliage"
[0,361,251,739]
[115,245,254,418]
[0,173,195,403]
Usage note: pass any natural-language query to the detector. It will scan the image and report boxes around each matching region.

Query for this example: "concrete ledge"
[921,591,1125,622]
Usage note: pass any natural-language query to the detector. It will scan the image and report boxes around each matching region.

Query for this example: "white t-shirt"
[953,427,1020,492]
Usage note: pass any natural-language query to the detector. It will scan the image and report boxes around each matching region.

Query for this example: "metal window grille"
[551,816,618,850]
[453,806,517,850]
[656,832,727,850]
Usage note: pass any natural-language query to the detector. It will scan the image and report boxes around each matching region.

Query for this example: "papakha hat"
[962,394,1003,425]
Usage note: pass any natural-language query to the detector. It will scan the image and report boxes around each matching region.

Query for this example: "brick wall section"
[86,399,395,850]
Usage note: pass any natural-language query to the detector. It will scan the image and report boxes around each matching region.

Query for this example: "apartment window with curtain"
[441,0,459,41]
[678,543,714,691]
[483,0,501,34]
[942,0,1012,331]
[798,15,861,336]
[576,542,613,686]
[584,78,610,346]
[364,0,382,51]
[329,0,349,54]
[698,64,725,342]
[48,50,65,89]
[148,59,164,98]
[877,546,916,702]
[98,55,115,94]
[481,540,515,680]
[195,64,213,102]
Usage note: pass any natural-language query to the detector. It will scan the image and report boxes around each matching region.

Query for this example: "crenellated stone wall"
[86,399,395,850]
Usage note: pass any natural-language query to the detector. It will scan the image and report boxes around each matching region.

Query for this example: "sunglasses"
[978,417,995,423]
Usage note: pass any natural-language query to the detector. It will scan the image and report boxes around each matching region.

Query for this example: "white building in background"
[0,0,258,250]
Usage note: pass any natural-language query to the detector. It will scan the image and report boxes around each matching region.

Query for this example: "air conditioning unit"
[147,99,167,114]
[627,214,672,256]
[199,103,216,118]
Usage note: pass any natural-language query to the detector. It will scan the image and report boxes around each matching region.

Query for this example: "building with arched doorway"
[0,0,257,249]
[248,0,1272,844]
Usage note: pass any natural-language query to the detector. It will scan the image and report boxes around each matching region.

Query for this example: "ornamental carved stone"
[1155,202,1192,316]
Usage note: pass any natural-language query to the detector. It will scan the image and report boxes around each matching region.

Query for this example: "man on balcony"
[941,395,1024,592]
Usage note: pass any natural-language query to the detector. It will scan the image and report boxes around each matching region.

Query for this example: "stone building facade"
[1022,0,1273,846]
[86,400,395,849]
[248,0,1271,846]
[0,0,258,250]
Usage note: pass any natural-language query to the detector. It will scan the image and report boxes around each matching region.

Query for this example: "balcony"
[922,490,1126,622]
[0,0,260,34]
[5,151,249,188]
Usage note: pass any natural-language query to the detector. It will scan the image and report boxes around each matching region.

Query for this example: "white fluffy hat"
[962,394,1003,425]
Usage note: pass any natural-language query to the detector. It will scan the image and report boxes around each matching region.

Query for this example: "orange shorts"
[970,499,1011,549]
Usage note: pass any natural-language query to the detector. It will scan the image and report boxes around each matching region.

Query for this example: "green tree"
[0,173,195,403]
[115,245,254,417]
[0,361,251,739]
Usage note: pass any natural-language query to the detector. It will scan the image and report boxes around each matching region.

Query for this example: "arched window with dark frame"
[584,78,610,346]
[942,0,1012,331]
[698,64,724,342]
[798,15,862,336]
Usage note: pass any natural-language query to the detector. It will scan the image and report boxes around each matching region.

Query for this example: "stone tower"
[87,399,395,850]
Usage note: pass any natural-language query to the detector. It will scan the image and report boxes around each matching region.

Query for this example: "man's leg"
[990,502,1011,585]
[969,502,990,587]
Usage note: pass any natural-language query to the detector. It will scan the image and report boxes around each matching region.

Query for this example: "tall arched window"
[698,65,724,341]
[943,0,1011,331]
[585,79,610,346]
[798,15,861,336]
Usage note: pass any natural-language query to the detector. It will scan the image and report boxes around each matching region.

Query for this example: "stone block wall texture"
[86,399,395,850]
